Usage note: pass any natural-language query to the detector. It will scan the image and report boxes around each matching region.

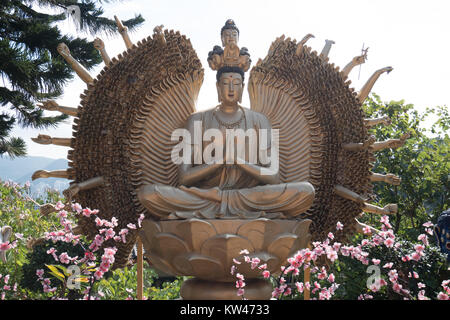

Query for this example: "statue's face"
[217,72,243,105]
[221,29,239,47]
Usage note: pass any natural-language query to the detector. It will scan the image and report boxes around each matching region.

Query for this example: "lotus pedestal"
[139,218,312,300]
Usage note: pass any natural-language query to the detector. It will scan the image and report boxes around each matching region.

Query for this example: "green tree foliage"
[362,94,449,240]
[0,0,144,157]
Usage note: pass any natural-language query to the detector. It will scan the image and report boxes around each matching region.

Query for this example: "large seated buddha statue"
[137,20,315,219]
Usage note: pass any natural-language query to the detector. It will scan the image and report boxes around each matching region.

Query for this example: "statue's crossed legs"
[137,182,315,219]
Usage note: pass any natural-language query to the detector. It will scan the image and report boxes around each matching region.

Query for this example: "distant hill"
[0,156,69,198]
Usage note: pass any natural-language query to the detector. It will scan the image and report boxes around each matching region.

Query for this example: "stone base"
[180,278,273,300]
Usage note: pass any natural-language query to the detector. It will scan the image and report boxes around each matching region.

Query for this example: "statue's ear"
[216,82,222,103]
[239,82,245,103]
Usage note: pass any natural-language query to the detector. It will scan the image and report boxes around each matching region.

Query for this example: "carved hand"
[363,135,376,148]
[32,134,52,145]
[352,49,369,65]
[63,184,80,200]
[38,100,59,111]
[93,38,105,50]
[389,133,410,149]
[32,170,49,180]
[383,204,398,214]
[57,43,71,58]
[40,203,56,216]
[384,174,401,185]
[382,116,392,126]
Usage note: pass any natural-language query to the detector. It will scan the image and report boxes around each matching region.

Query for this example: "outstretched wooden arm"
[32,134,71,147]
[341,49,368,78]
[62,176,105,200]
[32,170,69,181]
[37,100,78,117]
[358,66,393,103]
[296,33,315,56]
[320,39,335,60]
[93,38,111,66]
[370,133,410,151]
[370,173,401,185]
[363,203,398,215]
[114,15,133,49]
[364,116,391,128]
[57,43,93,84]
[342,135,376,151]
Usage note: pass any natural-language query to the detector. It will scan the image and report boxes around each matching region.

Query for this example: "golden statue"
[137,20,315,220]
[32,15,408,290]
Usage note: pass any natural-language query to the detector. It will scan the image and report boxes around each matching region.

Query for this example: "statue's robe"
[137,107,315,219]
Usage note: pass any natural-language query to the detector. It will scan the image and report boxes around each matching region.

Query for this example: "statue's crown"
[208,19,251,74]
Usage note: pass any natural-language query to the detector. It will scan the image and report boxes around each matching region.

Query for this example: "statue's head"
[435,209,450,262]
[221,19,239,47]
[216,66,245,105]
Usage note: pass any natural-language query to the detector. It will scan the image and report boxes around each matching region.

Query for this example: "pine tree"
[0,0,144,157]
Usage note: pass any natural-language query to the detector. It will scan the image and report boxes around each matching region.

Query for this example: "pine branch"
[0,136,26,158]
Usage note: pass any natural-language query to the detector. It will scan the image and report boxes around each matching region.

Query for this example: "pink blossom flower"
[383,262,393,269]
[384,238,394,248]
[58,210,68,218]
[418,234,429,245]
[72,203,82,213]
[284,287,292,296]
[94,270,104,280]
[262,270,270,279]
[414,244,425,252]
[418,290,429,300]
[363,226,372,234]
[328,232,334,240]
[232,258,241,265]
[250,257,260,269]
[0,242,11,251]
[437,292,449,300]
[318,272,327,280]
[380,215,390,225]
[230,265,236,275]
[95,217,104,227]
[258,263,267,270]
[237,288,245,296]
[104,228,115,240]
[36,269,44,279]
[418,282,426,289]
[328,274,335,283]
[240,249,249,255]
[138,214,145,228]
[59,252,70,264]
[336,221,344,231]
[372,236,382,245]
[326,249,338,262]
[54,201,64,210]
[127,223,137,230]
[422,221,433,228]
[410,252,422,261]
[295,282,304,293]
[119,228,129,243]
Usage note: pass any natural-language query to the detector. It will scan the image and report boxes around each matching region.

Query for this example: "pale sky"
[13,0,450,159]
